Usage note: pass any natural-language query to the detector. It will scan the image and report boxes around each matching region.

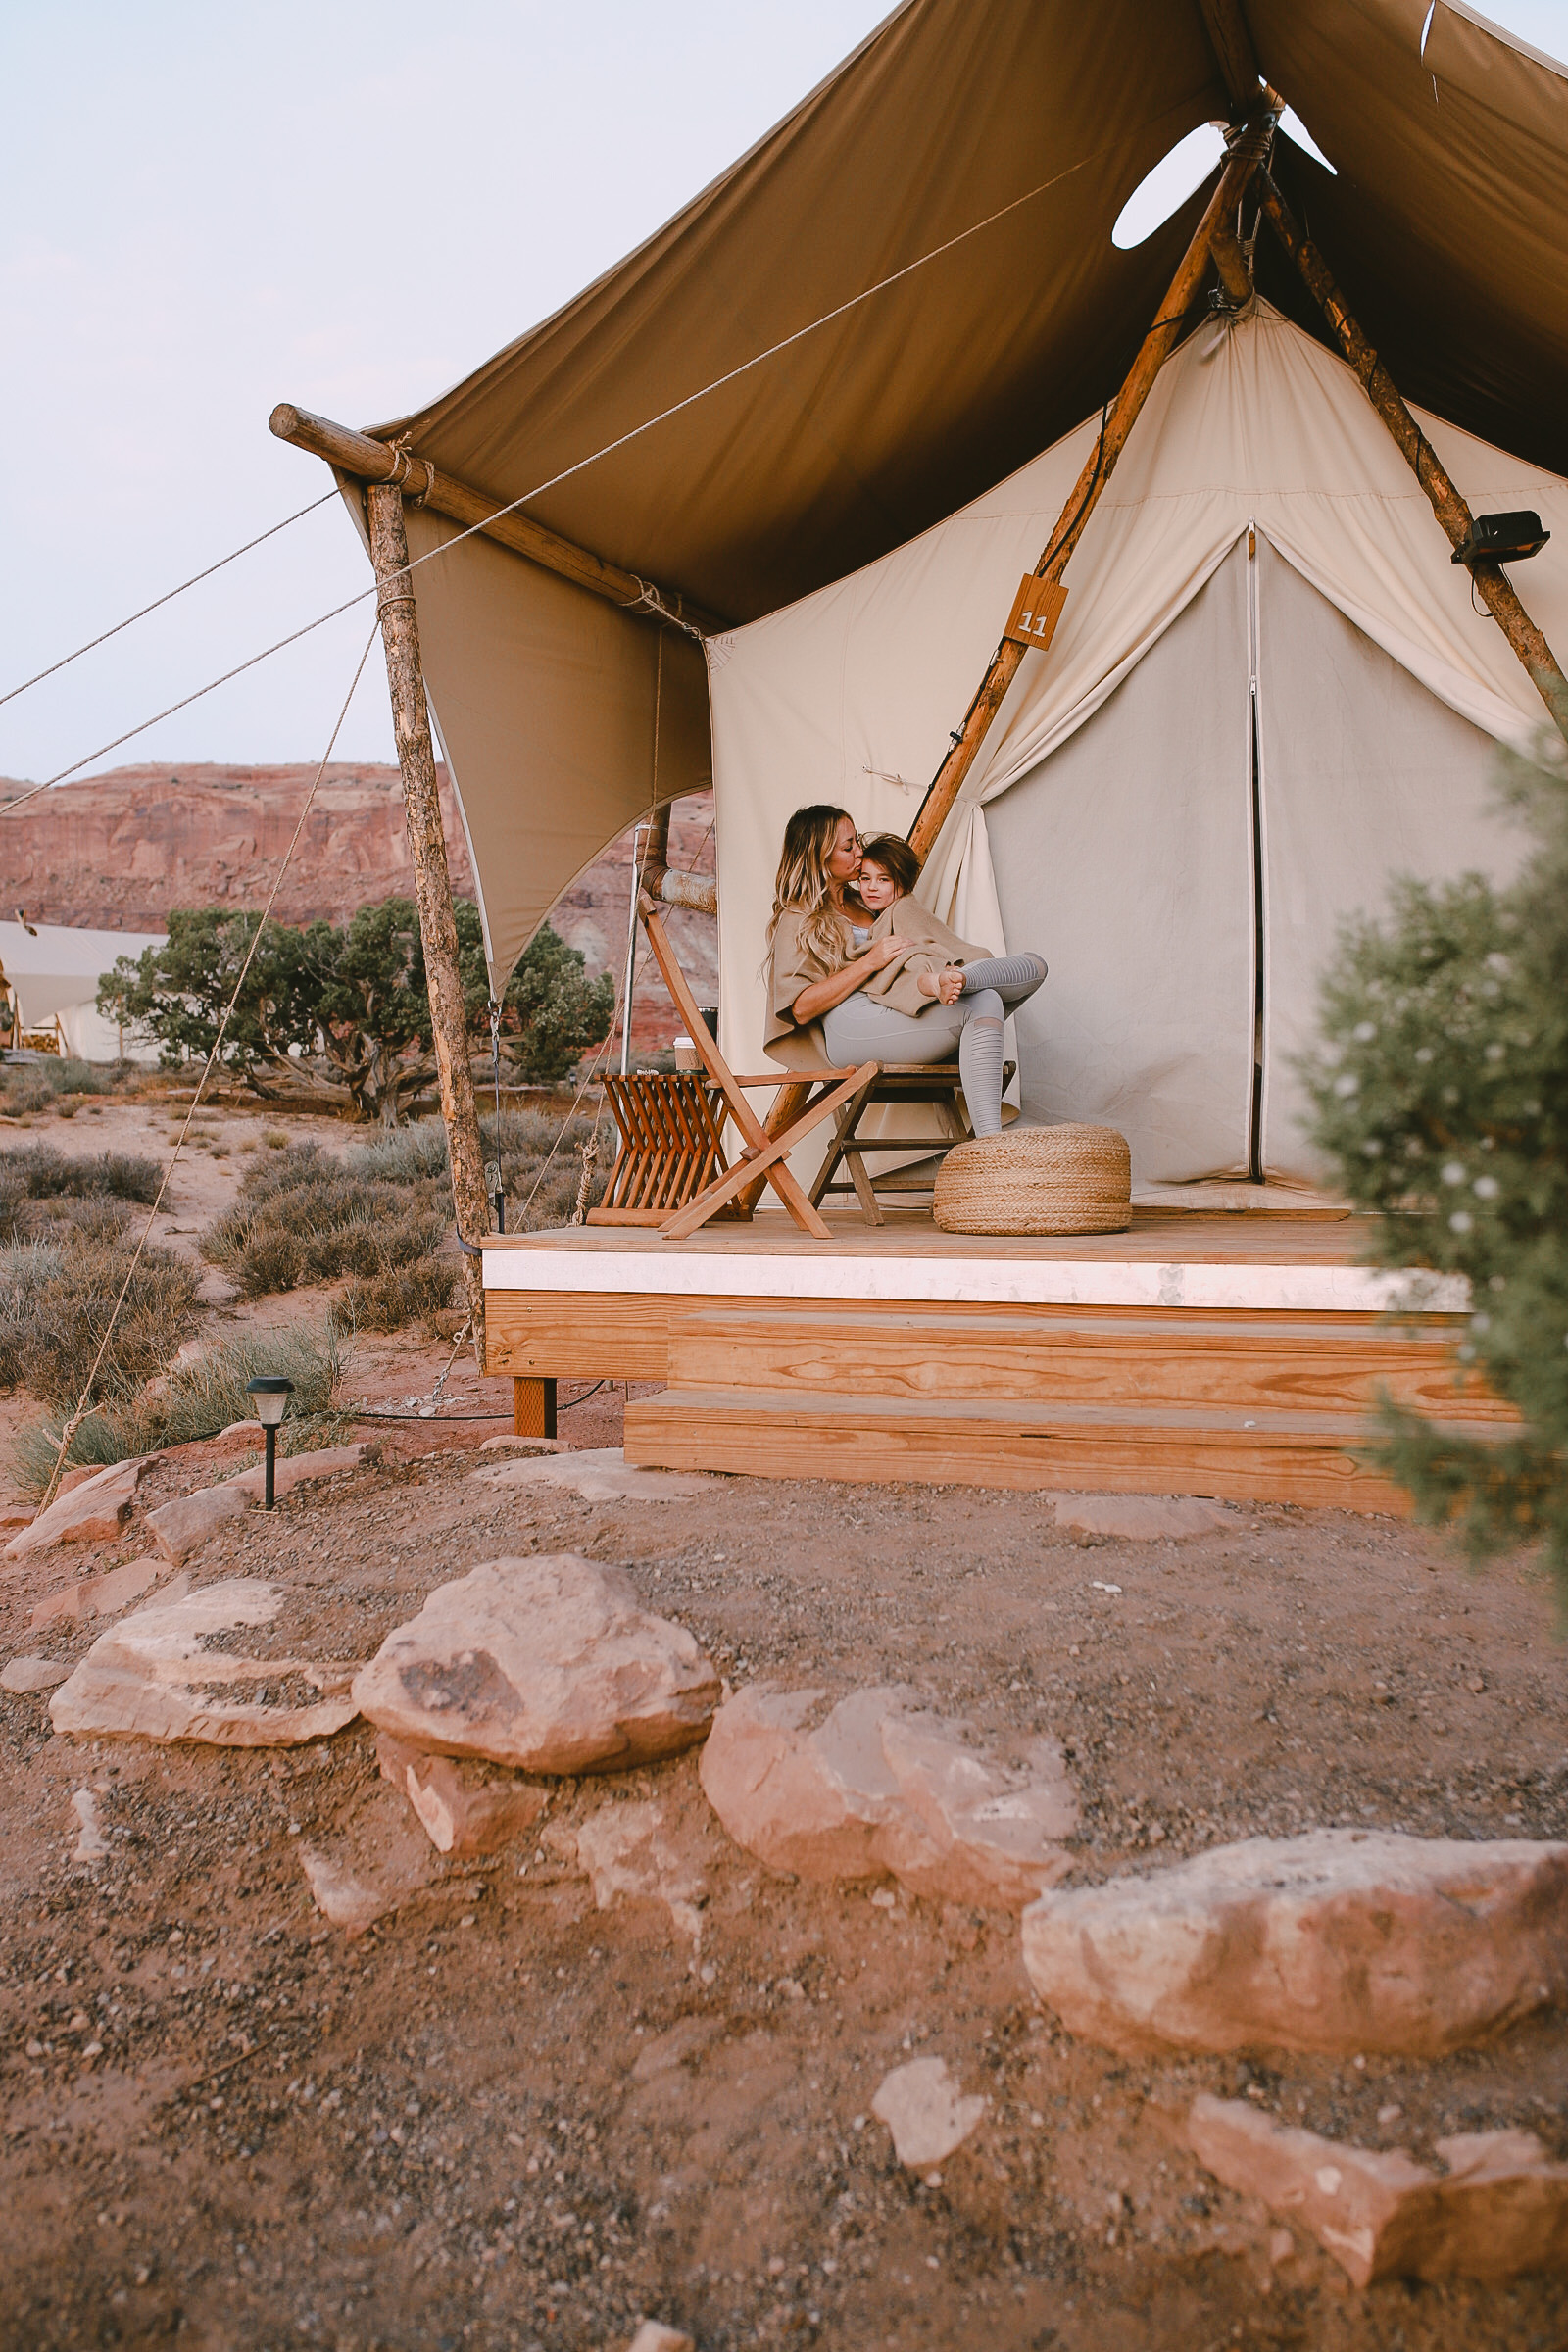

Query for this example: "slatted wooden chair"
[592,897,876,1241]
[806,1059,1016,1226]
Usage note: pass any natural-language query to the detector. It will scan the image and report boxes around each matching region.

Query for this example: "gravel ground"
[2,1437,1565,2352]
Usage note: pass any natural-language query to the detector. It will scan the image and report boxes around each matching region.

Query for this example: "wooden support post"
[270,404,725,638]
[514,1376,558,1440]
[366,480,492,1341]
[906,100,1280,863]
[1255,172,1568,743]
[1209,225,1254,306]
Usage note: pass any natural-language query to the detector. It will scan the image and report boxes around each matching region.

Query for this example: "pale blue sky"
[2,0,1564,787]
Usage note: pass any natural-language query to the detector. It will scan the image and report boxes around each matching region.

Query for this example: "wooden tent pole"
[1255,172,1568,742]
[271,403,725,639]
[366,480,492,1341]
[906,99,1280,864]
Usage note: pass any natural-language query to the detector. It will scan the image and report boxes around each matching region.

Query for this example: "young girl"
[763,810,1046,1137]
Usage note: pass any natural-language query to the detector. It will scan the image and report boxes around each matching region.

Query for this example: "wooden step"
[622,1383,1515,1510]
[664,1305,1511,1424]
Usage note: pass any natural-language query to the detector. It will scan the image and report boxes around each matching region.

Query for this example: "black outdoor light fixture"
[246,1376,294,1510]
[1451,510,1551,567]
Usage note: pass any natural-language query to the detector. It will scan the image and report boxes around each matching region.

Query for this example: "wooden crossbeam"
[906,96,1281,863]
[270,403,725,639]
[1254,172,1568,742]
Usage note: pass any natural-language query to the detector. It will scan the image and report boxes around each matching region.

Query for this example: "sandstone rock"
[49,1579,360,1746]
[352,1554,720,1775]
[299,1783,438,1936]
[477,1434,569,1454]
[0,1505,36,1534]
[2,1654,74,1693]
[1187,2095,1568,2286]
[31,1556,169,1628]
[1020,1830,1568,2057]
[699,1684,1076,1911]
[575,1799,707,1942]
[231,1442,368,1501]
[625,2325,695,2352]
[146,1483,252,1564]
[71,1788,110,1864]
[374,1729,546,1856]
[3,1457,145,1560]
[469,1446,711,1504]
[871,2057,986,2168]
[1052,1493,1236,1540]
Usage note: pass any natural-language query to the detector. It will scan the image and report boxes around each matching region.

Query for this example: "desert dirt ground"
[2,1091,1566,2352]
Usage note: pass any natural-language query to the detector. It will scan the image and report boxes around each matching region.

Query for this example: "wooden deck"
[481,1208,1501,1509]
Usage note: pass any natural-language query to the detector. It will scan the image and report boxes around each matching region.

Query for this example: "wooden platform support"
[270,403,724,639]
[906,94,1281,863]
[367,480,490,1338]
[1255,172,1568,742]
[514,1375,557,1440]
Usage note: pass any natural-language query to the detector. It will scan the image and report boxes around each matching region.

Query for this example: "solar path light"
[246,1376,294,1510]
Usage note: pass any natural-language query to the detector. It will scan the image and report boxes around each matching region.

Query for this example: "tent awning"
[332,0,1567,986]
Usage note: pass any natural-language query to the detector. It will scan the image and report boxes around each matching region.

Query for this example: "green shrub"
[201,1143,448,1313]
[0,1233,199,1407]
[1303,740,1568,1593]
[11,1320,346,1494]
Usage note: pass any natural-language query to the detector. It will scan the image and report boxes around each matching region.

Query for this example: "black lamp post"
[246,1376,294,1509]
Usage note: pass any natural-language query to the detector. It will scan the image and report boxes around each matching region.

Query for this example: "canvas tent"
[299,0,1568,1183]
[0,922,165,1062]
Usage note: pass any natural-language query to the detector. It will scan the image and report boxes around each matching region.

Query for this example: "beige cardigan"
[763,898,991,1063]
[861,898,992,1018]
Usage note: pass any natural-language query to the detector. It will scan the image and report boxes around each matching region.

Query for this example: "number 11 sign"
[1002,574,1068,654]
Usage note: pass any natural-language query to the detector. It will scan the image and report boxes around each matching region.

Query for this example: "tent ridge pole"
[906,98,1280,864]
[270,402,727,639]
[367,479,491,1343]
[1255,171,1568,743]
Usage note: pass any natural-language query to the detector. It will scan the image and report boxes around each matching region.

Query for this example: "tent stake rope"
[34,624,380,1513]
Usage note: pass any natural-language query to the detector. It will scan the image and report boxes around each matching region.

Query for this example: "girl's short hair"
[857,833,921,897]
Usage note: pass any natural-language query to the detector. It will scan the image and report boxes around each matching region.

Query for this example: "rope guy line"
[3,134,1120,819]
[0,492,337,711]
[35,622,381,1511]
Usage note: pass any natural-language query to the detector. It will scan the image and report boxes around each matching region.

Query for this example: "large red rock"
[375,1730,546,1857]
[699,1684,1076,1910]
[1020,1830,1568,2057]
[49,1579,359,1746]
[4,1457,145,1560]
[352,1555,720,1775]
[1188,2095,1568,2286]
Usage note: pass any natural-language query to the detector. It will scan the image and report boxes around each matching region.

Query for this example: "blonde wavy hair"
[766,804,858,970]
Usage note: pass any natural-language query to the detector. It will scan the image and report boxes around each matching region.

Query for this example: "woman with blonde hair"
[762,807,1047,1137]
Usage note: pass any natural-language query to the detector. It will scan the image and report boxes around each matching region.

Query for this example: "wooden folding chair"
[636,896,876,1243]
[588,1071,735,1225]
[808,1059,1016,1226]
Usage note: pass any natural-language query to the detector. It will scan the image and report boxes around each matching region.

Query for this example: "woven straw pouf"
[933,1122,1131,1236]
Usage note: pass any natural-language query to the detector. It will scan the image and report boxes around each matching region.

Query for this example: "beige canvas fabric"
[710,306,1567,1179]
[338,0,1567,993]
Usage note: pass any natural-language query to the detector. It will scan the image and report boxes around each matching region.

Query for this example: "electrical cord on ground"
[35,624,381,1511]
[0,492,338,712]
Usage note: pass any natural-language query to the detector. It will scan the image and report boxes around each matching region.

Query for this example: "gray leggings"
[821,952,1047,1138]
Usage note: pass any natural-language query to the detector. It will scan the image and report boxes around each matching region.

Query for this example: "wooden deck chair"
[633,896,877,1242]
[807,1059,1017,1226]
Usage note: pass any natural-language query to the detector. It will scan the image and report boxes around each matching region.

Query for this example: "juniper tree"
[1303,740,1568,1595]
